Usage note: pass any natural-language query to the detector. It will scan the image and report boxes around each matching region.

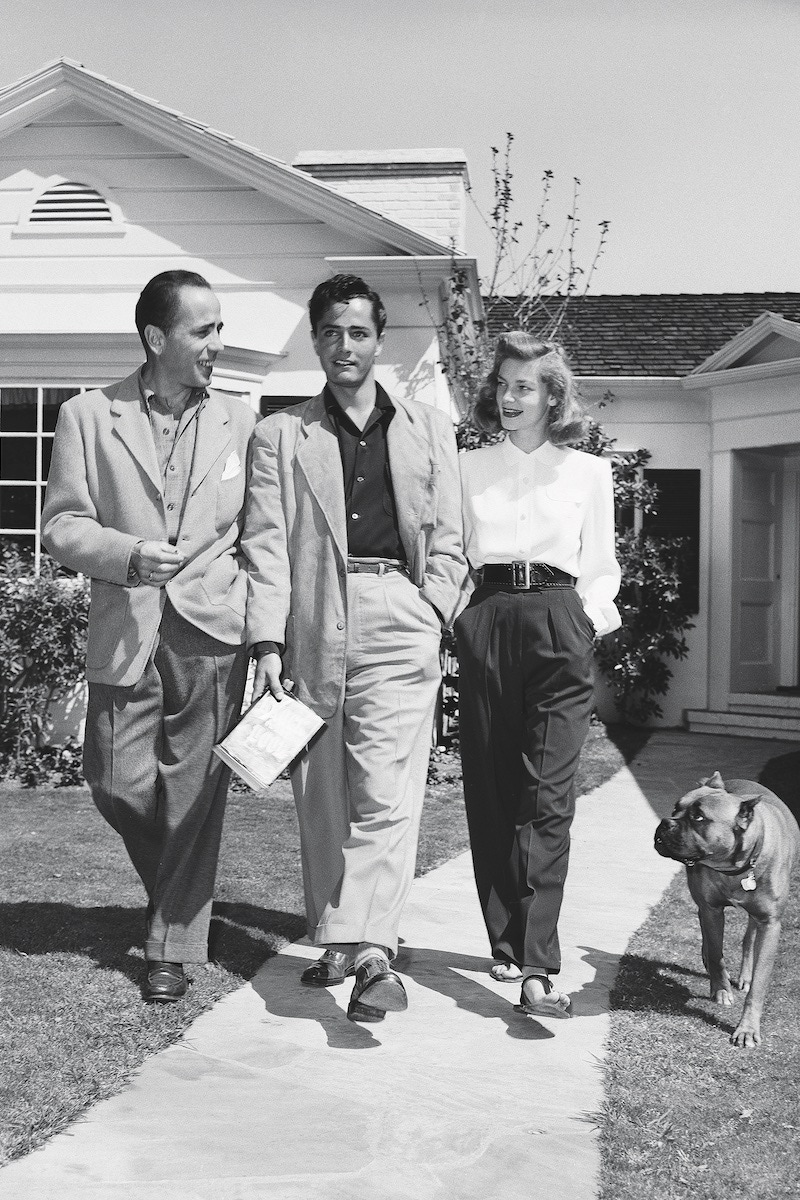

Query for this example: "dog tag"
[741,871,757,891]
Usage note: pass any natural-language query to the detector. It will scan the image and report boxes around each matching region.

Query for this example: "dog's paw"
[711,986,734,1007]
[731,1018,761,1049]
[735,976,752,994]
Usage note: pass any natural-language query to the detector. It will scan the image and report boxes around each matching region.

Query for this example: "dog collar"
[694,848,760,888]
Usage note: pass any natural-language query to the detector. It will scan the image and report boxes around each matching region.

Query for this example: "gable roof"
[0,59,458,258]
[485,293,800,377]
[691,311,800,374]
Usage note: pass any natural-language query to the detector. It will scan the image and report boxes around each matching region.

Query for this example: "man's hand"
[132,541,186,587]
[252,652,293,702]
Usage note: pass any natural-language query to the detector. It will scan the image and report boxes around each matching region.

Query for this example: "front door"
[730,450,781,693]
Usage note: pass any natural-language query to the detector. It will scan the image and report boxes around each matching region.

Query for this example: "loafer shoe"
[144,960,187,1003]
[347,956,407,1023]
[301,950,354,988]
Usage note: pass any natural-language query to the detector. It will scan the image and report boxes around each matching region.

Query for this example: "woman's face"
[495,357,550,436]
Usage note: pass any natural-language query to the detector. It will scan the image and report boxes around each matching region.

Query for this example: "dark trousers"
[455,585,595,975]
[83,599,249,963]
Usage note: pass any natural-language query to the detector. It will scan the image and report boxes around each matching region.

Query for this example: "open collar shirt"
[138,369,207,543]
[323,383,405,561]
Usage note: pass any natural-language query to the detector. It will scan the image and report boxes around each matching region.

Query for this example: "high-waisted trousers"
[455,584,595,975]
[291,569,442,958]
[83,598,249,964]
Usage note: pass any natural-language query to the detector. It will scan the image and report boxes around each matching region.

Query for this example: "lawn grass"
[600,775,800,1200]
[0,718,644,1166]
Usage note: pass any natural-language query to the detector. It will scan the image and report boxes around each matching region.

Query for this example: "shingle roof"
[484,293,800,376]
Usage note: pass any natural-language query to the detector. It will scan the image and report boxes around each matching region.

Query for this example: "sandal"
[490,961,523,983]
[514,975,572,1019]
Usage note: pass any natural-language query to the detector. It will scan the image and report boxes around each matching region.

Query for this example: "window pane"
[41,436,54,480]
[1,438,37,481]
[0,484,37,531]
[43,388,75,432]
[643,468,701,614]
[0,388,38,433]
[2,532,35,556]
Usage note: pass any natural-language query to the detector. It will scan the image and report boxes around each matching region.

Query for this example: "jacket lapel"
[295,393,348,562]
[110,370,162,494]
[190,391,232,494]
[387,397,435,556]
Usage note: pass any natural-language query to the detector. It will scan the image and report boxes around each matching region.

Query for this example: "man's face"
[311,297,383,391]
[155,286,224,392]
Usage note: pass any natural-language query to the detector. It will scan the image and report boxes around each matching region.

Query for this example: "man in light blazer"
[243,274,467,1021]
[42,270,256,1002]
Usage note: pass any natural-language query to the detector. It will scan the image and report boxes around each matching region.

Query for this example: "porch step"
[685,709,800,741]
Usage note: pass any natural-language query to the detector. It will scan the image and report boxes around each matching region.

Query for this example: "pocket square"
[220,451,241,482]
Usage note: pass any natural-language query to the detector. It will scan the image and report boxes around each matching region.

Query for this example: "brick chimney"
[293,149,469,251]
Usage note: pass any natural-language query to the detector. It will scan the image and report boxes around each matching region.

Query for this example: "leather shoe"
[301,950,354,988]
[143,960,187,1003]
[347,956,407,1023]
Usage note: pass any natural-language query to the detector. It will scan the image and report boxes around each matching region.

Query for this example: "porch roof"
[484,293,800,377]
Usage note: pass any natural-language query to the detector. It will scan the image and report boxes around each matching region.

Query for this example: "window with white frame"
[0,386,84,569]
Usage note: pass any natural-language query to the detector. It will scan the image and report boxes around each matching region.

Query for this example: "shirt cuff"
[126,540,145,587]
[251,640,284,659]
[584,600,622,638]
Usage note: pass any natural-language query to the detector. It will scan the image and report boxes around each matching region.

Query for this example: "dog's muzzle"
[654,820,699,865]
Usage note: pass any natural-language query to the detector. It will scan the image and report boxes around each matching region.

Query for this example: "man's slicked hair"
[308,273,387,337]
[135,270,214,350]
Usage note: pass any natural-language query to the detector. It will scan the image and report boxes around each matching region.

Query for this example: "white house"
[489,294,800,738]
[3,61,800,741]
[0,59,479,569]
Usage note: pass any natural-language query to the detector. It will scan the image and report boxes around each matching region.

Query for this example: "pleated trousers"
[455,584,595,975]
[83,598,249,963]
[291,569,442,958]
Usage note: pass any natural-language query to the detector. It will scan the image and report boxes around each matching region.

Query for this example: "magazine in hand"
[213,691,325,791]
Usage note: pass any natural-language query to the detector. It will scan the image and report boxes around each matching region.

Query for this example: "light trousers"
[291,570,442,958]
[455,585,595,975]
[83,599,249,963]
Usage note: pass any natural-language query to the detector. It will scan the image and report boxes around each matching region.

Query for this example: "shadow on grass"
[610,951,737,1035]
[0,900,305,985]
[600,722,652,764]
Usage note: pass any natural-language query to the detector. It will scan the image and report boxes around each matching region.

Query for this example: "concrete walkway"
[1,731,793,1200]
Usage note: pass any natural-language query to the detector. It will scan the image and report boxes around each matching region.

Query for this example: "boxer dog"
[654,772,799,1048]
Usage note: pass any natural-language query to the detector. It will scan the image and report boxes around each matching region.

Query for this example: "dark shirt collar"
[323,382,395,426]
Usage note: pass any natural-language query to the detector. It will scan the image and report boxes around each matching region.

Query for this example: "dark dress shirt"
[323,384,405,561]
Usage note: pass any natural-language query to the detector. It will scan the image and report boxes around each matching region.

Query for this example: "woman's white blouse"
[459,439,622,636]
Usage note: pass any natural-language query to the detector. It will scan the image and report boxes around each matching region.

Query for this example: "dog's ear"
[734,793,763,831]
[700,770,725,789]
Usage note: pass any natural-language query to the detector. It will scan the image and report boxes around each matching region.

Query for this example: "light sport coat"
[42,369,257,687]
[243,390,468,718]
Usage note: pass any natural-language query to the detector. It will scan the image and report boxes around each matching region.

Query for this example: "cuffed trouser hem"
[313,921,399,960]
[145,939,210,965]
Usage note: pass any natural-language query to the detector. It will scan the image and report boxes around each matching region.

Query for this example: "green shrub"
[0,544,89,783]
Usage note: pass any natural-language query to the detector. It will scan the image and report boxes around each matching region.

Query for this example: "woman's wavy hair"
[472,331,587,446]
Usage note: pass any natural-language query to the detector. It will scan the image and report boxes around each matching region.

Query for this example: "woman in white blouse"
[455,332,621,1020]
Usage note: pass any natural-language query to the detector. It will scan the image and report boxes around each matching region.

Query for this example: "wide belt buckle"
[512,560,530,589]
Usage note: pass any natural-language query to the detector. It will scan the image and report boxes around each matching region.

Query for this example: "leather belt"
[478,562,576,590]
[346,557,408,575]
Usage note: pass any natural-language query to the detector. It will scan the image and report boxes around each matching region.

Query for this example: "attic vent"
[30,181,113,223]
